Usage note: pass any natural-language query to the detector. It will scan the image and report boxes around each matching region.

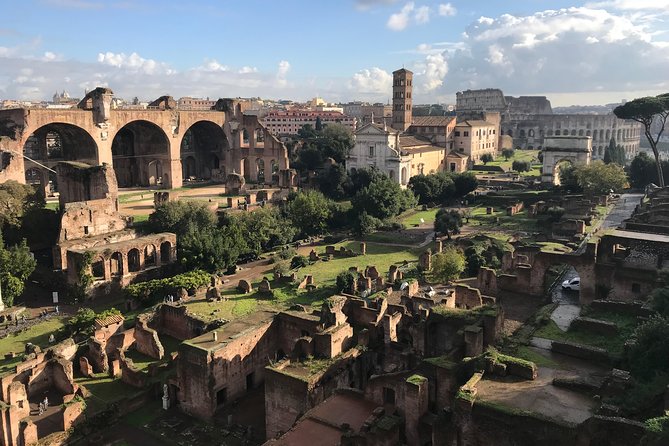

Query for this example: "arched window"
[256,159,265,183]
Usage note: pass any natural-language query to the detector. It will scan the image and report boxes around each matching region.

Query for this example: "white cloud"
[415,6,430,24]
[387,2,414,31]
[276,60,291,87]
[438,3,456,17]
[420,53,448,91]
[238,66,258,74]
[433,6,669,100]
[97,51,174,75]
[349,67,392,95]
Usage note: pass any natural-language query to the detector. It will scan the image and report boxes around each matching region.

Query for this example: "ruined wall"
[177,320,276,419]
[155,304,207,340]
[264,367,310,439]
[134,318,164,360]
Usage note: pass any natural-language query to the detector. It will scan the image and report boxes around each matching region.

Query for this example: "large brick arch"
[110,119,171,188]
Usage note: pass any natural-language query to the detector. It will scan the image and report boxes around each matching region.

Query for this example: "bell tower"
[392,68,413,131]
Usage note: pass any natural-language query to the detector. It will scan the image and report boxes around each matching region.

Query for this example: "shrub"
[512,160,531,172]
[272,261,289,280]
[125,270,211,306]
[290,255,309,269]
[336,271,356,293]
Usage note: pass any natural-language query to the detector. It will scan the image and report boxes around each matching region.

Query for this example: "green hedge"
[125,270,211,305]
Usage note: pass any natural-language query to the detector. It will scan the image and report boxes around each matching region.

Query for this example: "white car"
[561,277,580,291]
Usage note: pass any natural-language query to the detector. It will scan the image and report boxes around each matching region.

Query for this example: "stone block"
[237,279,253,294]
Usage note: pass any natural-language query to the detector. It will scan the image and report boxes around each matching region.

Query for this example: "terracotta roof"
[447,150,468,159]
[94,314,124,327]
[399,135,434,147]
[410,116,454,127]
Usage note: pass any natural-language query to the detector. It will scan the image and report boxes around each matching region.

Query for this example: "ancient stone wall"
[155,304,207,340]
[134,317,164,360]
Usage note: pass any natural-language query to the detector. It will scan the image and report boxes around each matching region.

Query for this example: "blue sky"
[1,0,669,106]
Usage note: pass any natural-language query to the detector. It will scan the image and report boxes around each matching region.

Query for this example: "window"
[632,283,641,293]
[455,131,460,137]
[464,131,469,137]
[369,146,375,157]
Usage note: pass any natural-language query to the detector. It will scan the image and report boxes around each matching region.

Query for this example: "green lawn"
[401,209,439,227]
[124,349,155,371]
[487,150,540,170]
[534,309,638,358]
[0,317,65,359]
[468,208,540,234]
[299,241,418,289]
[184,242,418,322]
[76,374,142,412]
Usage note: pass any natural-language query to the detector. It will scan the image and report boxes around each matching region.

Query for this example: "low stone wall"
[590,300,653,317]
[551,340,609,363]
[119,355,147,388]
[570,317,617,336]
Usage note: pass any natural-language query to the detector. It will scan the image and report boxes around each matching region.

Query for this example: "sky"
[1,0,669,106]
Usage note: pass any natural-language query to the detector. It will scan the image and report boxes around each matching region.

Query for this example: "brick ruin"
[0,90,296,191]
[476,227,669,304]
[0,338,83,446]
[50,161,177,289]
[162,273,504,443]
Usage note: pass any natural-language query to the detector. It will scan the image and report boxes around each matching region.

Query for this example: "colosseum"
[456,88,641,161]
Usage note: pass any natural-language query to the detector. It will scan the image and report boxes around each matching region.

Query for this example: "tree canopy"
[0,181,45,229]
[434,208,463,240]
[628,152,669,189]
[430,246,466,283]
[573,161,627,195]
[614,94,669,186]
[0,231,36,307]
[351,174,416,220]
[286,190,332,236]
[603,137,626,166]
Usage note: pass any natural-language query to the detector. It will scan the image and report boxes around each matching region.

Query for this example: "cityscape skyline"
[1,0,668,106]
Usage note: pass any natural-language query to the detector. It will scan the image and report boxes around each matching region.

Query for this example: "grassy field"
[0,317,65,359]
[76,374,142,412]
[184,241,418,322]
[401,208,439,227]
[534,308,638,357]
[468,207,540,234]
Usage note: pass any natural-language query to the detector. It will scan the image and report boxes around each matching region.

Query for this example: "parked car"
[561,277,580,291]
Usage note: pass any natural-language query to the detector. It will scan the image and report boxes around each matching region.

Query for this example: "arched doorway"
[160,241,172,263]
[91,258,105,280]
[180,121,227,180]
[144,245,156,267]
[553,159,575,187]
[256,159,265,183]
[111,120,170,188]
[128,248,141,273]
[147,160,162,186]
[271,160,279,184]
[110,252,123,277]
[242,158,251,181]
